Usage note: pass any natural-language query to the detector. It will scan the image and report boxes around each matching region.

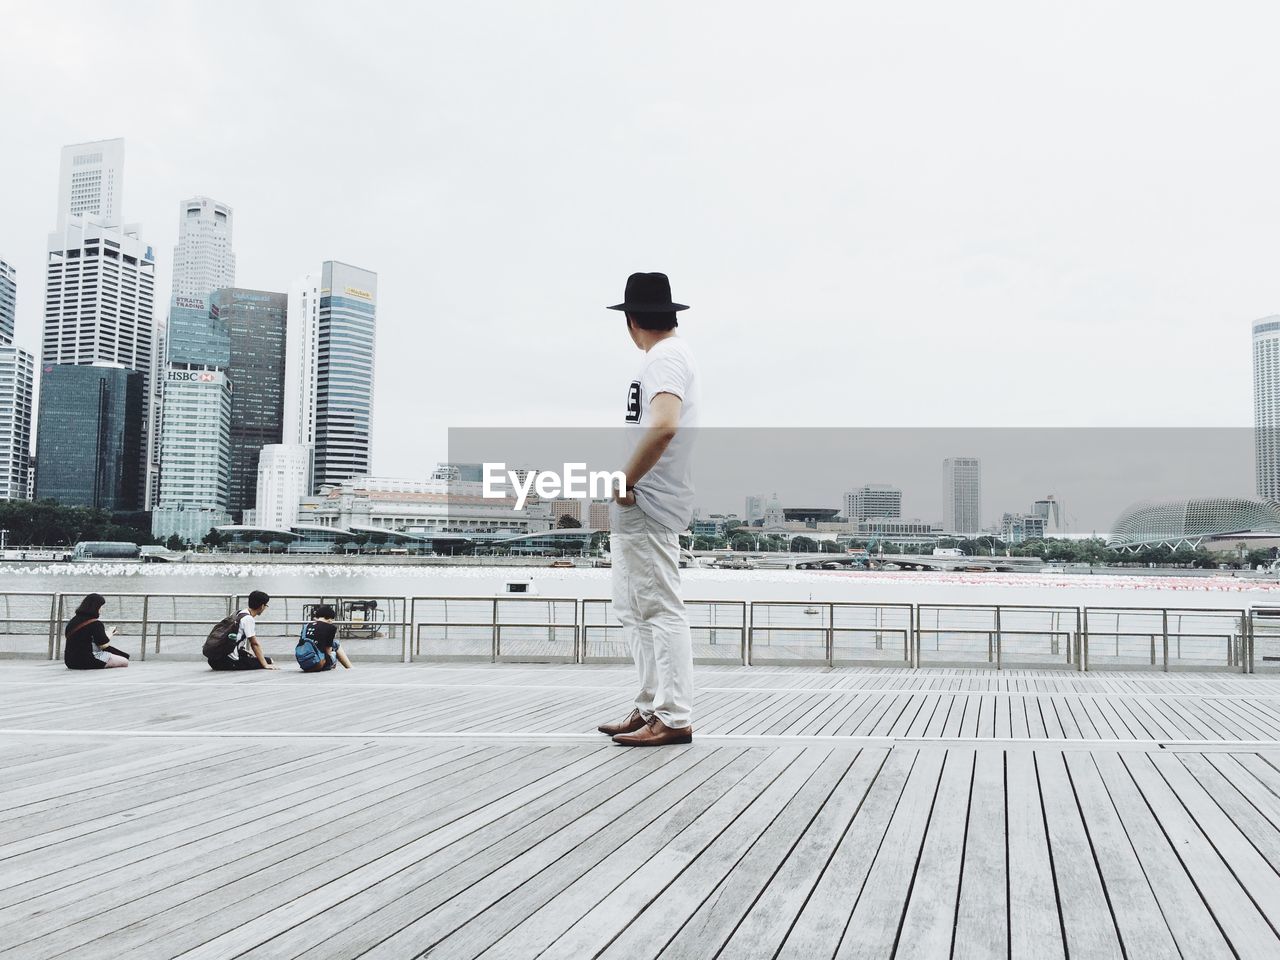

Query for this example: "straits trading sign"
[166,369,225,386]
[343,286,374,300]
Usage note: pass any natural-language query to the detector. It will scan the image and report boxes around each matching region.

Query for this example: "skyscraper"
[35,363,143,510]
[289,262,377,491]
[1254,316,1280,500]
[55,139,124,232]
[151,295,232,542]
[214,288,287,518]
[38,141,156,509]
[170,198,235,300]
[283,273,320,448]
[943,457,982,535]
[0,259,16,344]
[0,260,34,501]
[150,198,237,508]
[41,215,156,373]
[151,198,238,538]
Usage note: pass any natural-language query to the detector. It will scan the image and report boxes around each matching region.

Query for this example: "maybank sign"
[166,369,226,386]
[343,286,373,300]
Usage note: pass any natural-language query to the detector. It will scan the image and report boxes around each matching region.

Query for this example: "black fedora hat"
[607,272,689,313]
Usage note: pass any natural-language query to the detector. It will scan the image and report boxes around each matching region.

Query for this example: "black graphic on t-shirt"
[625,381,642,423]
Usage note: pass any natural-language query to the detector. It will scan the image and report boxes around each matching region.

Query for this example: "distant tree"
[556,514,582,529]
[730,534,754,552]
[791,536,818,553]
[352,533,371,552]
[165,533,183,551]
[820,540,842,553]
[202,528,226,549]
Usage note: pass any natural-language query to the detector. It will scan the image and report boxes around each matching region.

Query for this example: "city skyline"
[3,4,1278,483]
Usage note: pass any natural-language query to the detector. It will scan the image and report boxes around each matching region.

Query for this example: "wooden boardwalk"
[1,662,1279,958]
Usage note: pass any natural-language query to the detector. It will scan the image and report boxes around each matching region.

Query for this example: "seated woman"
[295,605,353,672]
[64,593,130,670]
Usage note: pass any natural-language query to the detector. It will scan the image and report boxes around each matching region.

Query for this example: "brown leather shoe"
[598,708,649,736]
[613,718,693,746]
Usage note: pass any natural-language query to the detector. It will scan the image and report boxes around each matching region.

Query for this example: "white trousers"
[610,502,694,728]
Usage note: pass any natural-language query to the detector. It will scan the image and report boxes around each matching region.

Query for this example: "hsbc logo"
[166,370,221,384]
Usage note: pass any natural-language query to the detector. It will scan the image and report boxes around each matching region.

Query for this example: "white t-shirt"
[233,611,258,660]
[623,336,700,532]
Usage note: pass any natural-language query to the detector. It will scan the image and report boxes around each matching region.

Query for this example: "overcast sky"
[2,1,1277,482]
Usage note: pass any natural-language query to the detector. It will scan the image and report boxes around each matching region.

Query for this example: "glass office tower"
[35,363,144,510]
[313,262,377,490]
[212,288,287,518]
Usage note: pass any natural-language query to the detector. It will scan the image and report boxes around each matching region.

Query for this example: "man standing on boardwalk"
[598,273,700,746]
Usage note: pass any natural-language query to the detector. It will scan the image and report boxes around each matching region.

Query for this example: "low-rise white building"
[297,475,553,534]
[255,443,311,529]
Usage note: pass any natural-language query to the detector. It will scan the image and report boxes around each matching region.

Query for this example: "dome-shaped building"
[1108,497,1280,550]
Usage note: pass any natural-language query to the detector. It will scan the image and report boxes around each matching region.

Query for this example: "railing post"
[746,602,754,666]
[53,593,66,661]
[140,595,149,661]
[995,606,1002,670]
[1081,608,1090,672]
[402,595,412,663]
[738,601,747,666]
[912,604,920,668]
[1161,610,1169,671]
[575,599,583,665]
[46,593,59,660]
[826,602,835,668]
[491,598,499,663]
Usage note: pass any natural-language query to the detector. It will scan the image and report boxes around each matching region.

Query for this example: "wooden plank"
[1035,751,1124,958]
[55,746,591,960]
[712,749,890,960]
[895,749,975,957]
[240,746,742,960]
[951,749,1007,960]
[1152,753,1280,918]
[1117,752,1280,956]
[1061,751,1180,958]
[825,748,946,959]
[1087,752,1233,959]
[0,743,501,955]
[751,747,915,958]
[489,747,816,960]
[1006,750,1066,959]
[594,748,853,960]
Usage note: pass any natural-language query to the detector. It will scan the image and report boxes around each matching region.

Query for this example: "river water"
[4,562,1280,610]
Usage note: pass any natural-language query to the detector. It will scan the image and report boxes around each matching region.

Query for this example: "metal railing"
[12,591,1268,672]
[410,596,580,663]
[916,604,1081,670]
[748,601,914,667]
[581,599,746,665]
[1082,606,1248,672]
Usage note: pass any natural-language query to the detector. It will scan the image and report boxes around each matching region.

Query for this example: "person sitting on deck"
[63,593,130,670]
[207,591,277,671]
[295,605,352,672]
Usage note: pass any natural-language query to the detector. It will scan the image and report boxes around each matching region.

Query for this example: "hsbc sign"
[166,370,225,385]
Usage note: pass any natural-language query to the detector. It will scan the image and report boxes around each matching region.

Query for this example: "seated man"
[295,604,353,672]
[207,590,277,671]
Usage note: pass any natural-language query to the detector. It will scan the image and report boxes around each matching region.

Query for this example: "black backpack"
[203,611,248,659]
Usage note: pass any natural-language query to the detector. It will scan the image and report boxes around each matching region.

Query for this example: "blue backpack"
[295,624,326,671]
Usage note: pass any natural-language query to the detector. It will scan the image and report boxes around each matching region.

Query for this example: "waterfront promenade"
[2,661,1280,958]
